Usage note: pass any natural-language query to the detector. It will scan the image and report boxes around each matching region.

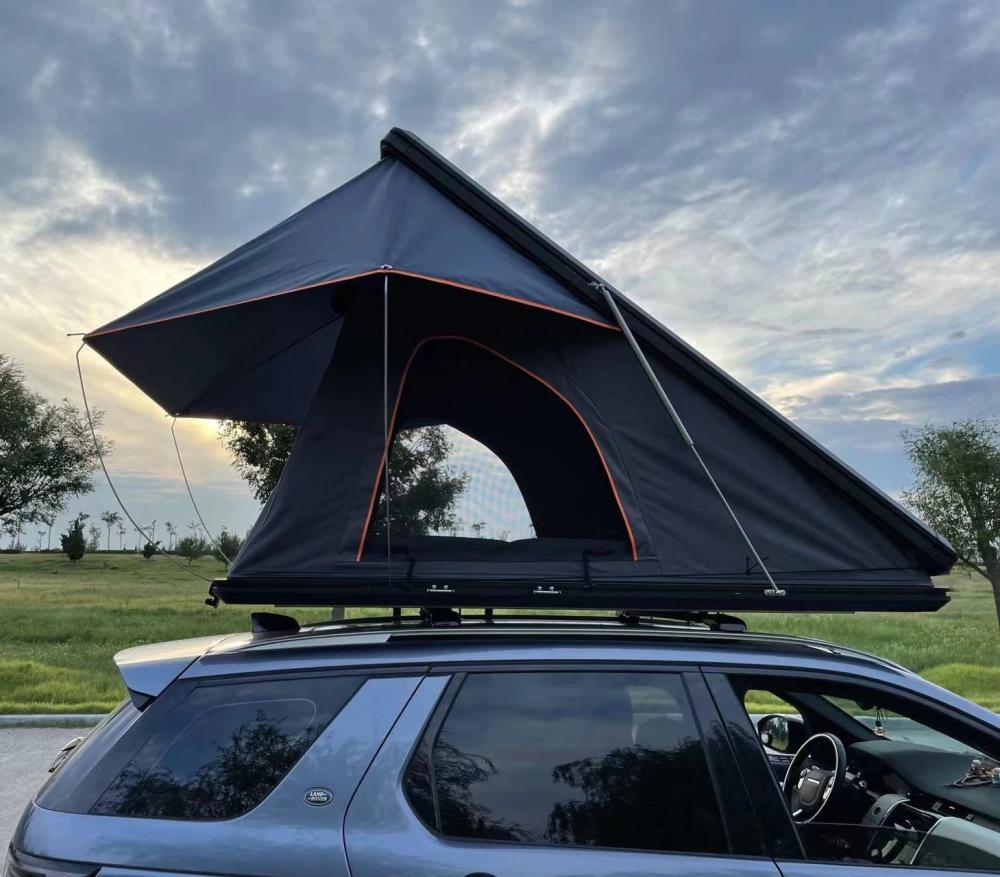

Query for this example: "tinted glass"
[92,675,361,820]
[418,671,726,854]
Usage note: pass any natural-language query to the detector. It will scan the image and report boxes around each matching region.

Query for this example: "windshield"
[821,695,985,758]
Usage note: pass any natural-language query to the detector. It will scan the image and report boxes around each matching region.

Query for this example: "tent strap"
[591,281,786,598]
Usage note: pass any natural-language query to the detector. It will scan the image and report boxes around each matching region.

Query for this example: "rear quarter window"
[90,674,362,820]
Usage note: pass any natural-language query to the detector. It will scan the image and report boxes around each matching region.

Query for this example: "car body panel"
[12,621,1000,877]
[113,634,239,699]
[776,860,991,877]
[14,675,421,877]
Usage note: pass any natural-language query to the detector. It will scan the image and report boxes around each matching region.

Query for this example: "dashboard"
[764,735,1000,868]
[840,741,1000,868]
[848,740,1000,824]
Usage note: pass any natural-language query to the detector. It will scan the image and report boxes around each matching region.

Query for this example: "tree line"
[56,512,244,567]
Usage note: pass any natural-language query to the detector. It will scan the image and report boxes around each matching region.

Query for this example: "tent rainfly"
[84,129,955,612]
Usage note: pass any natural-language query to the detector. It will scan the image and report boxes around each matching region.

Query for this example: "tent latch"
[426,584,454,595]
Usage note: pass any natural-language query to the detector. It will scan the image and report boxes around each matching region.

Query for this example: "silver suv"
[8,612,1000,876]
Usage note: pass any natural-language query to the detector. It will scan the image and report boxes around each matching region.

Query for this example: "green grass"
[0,553,997,713]
[744,569,1000,710]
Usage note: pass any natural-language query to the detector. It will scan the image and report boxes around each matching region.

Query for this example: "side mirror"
[756,713,808,753]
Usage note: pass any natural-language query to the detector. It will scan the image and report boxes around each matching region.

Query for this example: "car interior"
[731,675,1000,871]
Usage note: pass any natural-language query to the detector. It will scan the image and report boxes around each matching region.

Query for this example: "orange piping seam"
[85,268,617,340]
[356,334,639,562]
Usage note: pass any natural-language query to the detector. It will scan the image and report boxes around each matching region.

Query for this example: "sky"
[1,0,998,548]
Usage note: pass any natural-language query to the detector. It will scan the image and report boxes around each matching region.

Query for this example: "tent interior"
[83,129,956,613]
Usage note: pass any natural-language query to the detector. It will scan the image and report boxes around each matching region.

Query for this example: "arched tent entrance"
[359,337,637,561]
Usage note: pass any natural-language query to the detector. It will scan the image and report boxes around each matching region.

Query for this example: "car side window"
[725,673,1000,872]
[404,671,727,855]
[91,674,362,820]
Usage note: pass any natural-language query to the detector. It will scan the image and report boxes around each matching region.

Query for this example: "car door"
[345,666,782,877]
[703,671,1000,877]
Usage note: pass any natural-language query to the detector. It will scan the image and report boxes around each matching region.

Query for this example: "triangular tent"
[85,129,955,612]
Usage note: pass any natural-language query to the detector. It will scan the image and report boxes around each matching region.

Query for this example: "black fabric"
[228,281,942,599]
[82,132,955,608]
[86,158,607,421]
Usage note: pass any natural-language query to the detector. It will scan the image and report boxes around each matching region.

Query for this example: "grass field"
[0,552,998,714]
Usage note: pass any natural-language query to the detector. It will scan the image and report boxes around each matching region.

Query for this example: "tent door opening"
[359,336,637,563]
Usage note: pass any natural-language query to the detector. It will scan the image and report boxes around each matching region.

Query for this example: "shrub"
[176,535,209,564]
[212,528,244,565]
[60,516,87,563]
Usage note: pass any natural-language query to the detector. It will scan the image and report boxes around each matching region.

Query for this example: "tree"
[61,514,87,563]
[40,512,55,551]
[117,520,127,550]
[4,516,23,550]
[143,540,160,560]
[903,420,1000,627]
[212,528,244,566]
[165,521,177,552]
[100,510,121,551]
[371,427,469,537]
[219,422,297,503]
[0,354,109,533]
[87,525,102,552]
[176,534,208,564]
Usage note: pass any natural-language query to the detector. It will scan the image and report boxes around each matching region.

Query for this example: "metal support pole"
[383,270,393,590]
[592,281,785,598]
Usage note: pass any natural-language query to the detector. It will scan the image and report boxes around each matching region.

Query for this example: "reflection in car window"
[92,675,361,820]
[408,672,726,854]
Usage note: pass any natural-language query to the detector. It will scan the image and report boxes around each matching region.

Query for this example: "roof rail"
[285,607,747,632]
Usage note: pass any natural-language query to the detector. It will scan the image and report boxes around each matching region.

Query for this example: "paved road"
[0,727,91,846]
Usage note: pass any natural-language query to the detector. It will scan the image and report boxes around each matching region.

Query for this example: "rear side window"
[404,671,726,855]
[91,675,361,820]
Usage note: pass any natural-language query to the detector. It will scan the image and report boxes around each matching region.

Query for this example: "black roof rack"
[270,607,746,633]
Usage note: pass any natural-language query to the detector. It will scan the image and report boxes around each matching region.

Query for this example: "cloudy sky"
[2,0,998,547]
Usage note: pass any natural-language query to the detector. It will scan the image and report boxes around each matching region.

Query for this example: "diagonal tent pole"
[592,281,786,598]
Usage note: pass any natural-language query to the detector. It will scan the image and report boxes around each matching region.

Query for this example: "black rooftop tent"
[84,129,955,612]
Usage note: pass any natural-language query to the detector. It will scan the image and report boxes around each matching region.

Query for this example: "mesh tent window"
[359,337,636,561]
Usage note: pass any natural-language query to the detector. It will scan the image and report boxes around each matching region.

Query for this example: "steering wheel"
[782,732,847,823]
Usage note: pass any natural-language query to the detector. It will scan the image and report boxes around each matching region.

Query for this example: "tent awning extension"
[85,128,955,613]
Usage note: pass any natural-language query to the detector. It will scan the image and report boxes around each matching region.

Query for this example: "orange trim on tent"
[84,268,616,340]
[356,334,639,562]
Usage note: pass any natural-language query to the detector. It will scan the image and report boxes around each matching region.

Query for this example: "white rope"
[75,344,212,583]
[171,418,231,565]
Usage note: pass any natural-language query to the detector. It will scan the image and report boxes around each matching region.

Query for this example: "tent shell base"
[208,578,949,613]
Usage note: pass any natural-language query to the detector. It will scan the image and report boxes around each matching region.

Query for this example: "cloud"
[1,0,998,542]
